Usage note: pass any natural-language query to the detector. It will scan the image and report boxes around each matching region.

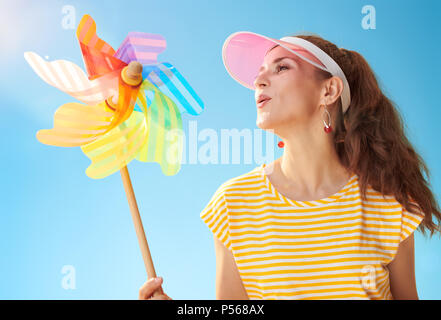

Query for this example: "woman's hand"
[139,277,173,300]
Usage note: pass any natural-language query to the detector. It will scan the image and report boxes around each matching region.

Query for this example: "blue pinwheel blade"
[141,62,204,116]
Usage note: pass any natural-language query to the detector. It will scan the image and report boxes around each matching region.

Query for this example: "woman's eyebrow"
[258,56,296,72]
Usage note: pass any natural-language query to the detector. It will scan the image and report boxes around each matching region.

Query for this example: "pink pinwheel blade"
[115,32,166,65]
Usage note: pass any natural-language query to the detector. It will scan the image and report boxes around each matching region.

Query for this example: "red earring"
[278,141,284,148]
[323,105,332,133]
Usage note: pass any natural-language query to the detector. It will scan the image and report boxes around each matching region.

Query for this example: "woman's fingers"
[139,277,164,300]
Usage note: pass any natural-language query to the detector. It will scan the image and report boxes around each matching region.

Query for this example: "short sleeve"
[400,201,424,242]
[200,186,233,251]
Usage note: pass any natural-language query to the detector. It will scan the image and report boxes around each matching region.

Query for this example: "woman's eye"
[277,65,288,72]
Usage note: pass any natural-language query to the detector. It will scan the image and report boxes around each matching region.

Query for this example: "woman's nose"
[253,73,268,88]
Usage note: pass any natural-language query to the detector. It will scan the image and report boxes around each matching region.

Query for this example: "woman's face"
[254,45,324,134]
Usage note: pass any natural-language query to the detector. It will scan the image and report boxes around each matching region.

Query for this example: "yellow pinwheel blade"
[36,75,141,148]
[81,108,148,179]
[36,101,113,147]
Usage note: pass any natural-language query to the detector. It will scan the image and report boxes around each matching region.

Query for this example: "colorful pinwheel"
[24,14,204,297]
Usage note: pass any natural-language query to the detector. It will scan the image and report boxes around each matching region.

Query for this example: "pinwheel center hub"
[122,61,143,86]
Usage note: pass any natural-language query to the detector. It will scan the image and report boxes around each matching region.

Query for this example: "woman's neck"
[270,135,351,197]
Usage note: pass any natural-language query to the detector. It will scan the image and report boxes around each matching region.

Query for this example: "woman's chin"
[256,119,275,131]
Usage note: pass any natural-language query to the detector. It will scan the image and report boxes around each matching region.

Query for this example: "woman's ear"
[322,76,344,107]
[328,76,344,105]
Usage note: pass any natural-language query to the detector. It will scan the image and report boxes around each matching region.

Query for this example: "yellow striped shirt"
[200,163,424,300]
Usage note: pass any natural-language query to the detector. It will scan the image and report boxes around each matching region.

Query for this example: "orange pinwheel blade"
[77,14,126,80]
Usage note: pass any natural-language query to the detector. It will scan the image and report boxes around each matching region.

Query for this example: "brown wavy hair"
[278,32,440,237]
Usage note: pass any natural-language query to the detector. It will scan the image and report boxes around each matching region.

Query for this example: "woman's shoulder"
[200,164,265,218]
[359,182,424,219]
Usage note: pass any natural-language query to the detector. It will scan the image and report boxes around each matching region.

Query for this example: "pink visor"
[222,31,351,113]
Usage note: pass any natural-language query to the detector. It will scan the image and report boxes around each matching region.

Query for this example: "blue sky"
[0,0,440,299]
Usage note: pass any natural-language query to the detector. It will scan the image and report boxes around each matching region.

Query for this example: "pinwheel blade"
[36,101,113,147]
[36,75,141,149]
[142,63,204,116]
[24,52,119,105]
[115,32,166,65]
[81,109,148,179]
[77,14,127,79]
[135,79,183,176]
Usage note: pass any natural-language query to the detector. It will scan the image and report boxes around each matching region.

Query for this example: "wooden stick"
[120,165,164,297]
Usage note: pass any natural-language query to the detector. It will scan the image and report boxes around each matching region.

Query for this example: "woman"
[139,31,440,300]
